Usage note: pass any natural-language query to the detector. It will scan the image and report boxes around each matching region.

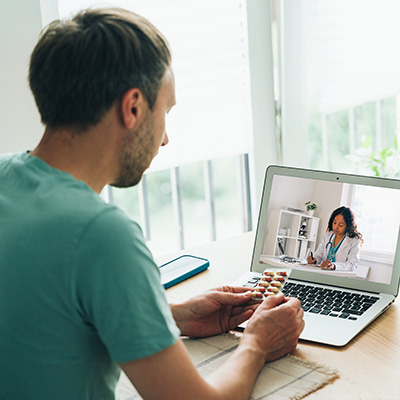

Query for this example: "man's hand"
[241,293,305,362]
[171,286,259,338]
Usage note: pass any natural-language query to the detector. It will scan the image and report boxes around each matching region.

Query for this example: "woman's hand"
[171,286,260,338]
[320,259,335,270]
[307,255,316,264]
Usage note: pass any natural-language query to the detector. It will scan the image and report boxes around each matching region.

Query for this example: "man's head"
[29,7,171,132]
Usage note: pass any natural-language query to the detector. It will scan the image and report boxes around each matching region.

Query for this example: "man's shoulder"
[52,186,142,242]
[0,152,14,160]
[0,151,140,237]
[0,151,24,166]
[81,201,142,238]
[57,189,144,251]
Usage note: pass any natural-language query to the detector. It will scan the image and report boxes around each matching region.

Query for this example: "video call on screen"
[260,174,400,285]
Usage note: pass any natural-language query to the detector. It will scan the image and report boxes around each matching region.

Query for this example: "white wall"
[0,0,44,153]
[267,175,344,244]
[279,0,309,168]
[246,0,277,217]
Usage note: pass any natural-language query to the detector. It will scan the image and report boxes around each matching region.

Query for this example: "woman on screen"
[307,206,363,271]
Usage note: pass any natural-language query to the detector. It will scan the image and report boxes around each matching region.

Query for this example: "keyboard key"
[342,309,363,316]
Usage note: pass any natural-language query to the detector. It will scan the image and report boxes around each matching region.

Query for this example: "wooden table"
[157,232,400,400]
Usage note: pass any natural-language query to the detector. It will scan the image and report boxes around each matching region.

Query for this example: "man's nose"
[161,132,169,147]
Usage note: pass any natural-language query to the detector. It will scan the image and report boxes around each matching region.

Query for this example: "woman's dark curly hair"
[327,206,363,242]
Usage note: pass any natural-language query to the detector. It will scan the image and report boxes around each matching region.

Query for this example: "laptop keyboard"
[245,278,379,321]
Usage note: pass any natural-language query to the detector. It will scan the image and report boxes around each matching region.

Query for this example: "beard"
[110,112,155,188]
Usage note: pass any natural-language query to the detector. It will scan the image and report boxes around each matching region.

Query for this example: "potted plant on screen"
[305,201,317,216]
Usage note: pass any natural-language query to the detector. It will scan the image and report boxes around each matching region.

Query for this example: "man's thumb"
[263,293,285,309]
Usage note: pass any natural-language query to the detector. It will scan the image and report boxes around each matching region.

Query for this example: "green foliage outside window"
[347,136,400,178]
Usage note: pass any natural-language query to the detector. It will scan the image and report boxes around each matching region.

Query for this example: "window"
[352,185,400,258]
[273,0,400,176]
[104,156,246,255]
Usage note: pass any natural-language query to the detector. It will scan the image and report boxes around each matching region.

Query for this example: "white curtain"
[58,0,253,171]
[308,0,400,115]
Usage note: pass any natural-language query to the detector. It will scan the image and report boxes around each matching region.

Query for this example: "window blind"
[58,0,253,172]
[308,0,400,115]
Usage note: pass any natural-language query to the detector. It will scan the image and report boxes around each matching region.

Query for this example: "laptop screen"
[251,166,400,296]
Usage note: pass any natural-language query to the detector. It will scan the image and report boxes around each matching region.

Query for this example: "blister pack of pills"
[252,268,292,300]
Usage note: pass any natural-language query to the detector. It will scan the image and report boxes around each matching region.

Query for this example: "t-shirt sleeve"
[71,207,180,363]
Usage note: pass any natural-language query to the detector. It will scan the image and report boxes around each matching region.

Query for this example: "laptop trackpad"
[300,312,359,346]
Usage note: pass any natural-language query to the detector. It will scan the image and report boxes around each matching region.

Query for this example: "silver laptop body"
[233,165,400,346]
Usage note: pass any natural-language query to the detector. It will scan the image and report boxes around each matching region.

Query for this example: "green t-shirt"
[0,152,180,400]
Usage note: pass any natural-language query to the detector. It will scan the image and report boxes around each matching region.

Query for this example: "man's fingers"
[231,304,260,317]
[214,286,256,294]
[229,286,255,294]
[214,290,254,306]
[229,309,255,330]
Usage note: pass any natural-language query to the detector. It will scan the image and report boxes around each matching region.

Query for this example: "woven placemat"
[116,333,339,400]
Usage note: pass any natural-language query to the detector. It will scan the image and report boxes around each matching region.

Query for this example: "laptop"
[232,165,400,346]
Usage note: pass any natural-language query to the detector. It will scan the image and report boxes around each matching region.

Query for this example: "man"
[0,7,304,399]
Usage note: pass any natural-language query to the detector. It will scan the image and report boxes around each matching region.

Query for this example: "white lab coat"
[314,231,360,271]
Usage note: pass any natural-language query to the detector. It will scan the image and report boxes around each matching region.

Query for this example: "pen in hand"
[307,251,315,265]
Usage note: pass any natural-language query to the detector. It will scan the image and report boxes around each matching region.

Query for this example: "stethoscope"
[325,233,335,253]
[325,233,345,261]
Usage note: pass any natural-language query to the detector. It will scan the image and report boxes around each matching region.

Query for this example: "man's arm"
[120,295,304,400]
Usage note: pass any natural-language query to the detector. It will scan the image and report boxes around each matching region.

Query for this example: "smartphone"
[159,255,210,289]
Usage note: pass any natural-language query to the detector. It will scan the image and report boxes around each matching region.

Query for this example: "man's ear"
[120,88,146,129]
